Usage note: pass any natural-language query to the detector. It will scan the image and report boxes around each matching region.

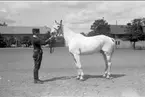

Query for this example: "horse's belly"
[78,42,101,55]
[80,50,98,55]
[80,46,100,55]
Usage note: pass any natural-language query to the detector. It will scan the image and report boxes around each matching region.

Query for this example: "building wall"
[115,39,132,48]
[135,41,145,48]
[115,39,145,49]
[0,26,51,47]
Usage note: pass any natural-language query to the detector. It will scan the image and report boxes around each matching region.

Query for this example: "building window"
[116,41,120,45]
[115,41,117,45]
[118,41,120,45]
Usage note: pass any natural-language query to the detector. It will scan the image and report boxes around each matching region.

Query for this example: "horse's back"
[68,34,115,54]
[96,35,115,53]
[69,35,103,54]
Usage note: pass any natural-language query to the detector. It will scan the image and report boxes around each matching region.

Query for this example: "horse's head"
[51,20,63,36]
[140,19,145,26]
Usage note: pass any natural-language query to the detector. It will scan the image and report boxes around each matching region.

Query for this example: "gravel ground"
[0,47,145,97]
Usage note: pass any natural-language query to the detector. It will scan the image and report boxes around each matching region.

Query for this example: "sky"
[0,1,145,34]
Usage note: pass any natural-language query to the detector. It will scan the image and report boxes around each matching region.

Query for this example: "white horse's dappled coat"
[51,20,115,80]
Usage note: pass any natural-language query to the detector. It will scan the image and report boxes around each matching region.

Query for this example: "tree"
[0,22,8,26]
[3,36,16,47]
[88,19,111,36]
[87,31,95,36]
[0,33,7,47]
[126,18,145,49]
[21,36,31,47]
[80,32,87,36]
[9,36,16,46]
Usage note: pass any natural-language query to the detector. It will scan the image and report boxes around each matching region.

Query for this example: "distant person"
[32,30,50,84]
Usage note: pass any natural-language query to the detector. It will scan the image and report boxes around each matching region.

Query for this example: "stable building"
[0,26,51,47]
[110,25,145,48]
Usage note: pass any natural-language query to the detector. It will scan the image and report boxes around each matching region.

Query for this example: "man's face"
[35,32,40,36]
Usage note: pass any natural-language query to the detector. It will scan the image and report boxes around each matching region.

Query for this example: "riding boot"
[33,70,43,84]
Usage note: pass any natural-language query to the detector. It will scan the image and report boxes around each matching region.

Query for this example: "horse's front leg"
[73,53,84,80]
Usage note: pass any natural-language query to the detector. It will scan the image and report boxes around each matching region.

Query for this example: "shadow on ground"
[41,73,126,82]
[82,73,126,81]
[42,76,76,82]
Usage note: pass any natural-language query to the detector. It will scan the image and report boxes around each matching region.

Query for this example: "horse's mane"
[61,24,80,46]
[62,25,77,36]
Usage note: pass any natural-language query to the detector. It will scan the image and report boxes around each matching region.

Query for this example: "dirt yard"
[0,47,145,97]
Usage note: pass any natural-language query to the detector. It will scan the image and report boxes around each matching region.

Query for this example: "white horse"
[51,20,116,80]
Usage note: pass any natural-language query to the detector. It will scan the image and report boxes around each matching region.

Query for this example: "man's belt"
[33,49,42,53]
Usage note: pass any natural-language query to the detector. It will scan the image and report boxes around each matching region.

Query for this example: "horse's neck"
[62,26,76,45]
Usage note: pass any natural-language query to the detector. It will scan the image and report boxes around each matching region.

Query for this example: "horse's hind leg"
[106,46,115,79]
[100,50,108,77]
[71,53,84,80]
[106,54,112,78]
[105,52,112,79]
[101,50,113,79]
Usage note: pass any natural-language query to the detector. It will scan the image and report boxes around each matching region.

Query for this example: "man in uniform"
[32,29,50,84]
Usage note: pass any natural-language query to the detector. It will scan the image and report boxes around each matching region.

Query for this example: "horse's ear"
[60,20,62,24]
[55,20,60,25]
[55,20,57,24]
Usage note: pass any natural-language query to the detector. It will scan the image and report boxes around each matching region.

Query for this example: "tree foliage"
[21,36,31,47]
[0,33,7,47]
[0,22,8,26]
[9,36,16,45]
[80,32,87,36]
[126,18,145,49]
[88,19,111,36]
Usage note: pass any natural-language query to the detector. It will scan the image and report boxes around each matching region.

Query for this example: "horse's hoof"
[76,77,80,80]
[79,76,85,81]
[103,74,107,78]
[106,75,111,79]
[76,76,80,80]
[79,78,85,81]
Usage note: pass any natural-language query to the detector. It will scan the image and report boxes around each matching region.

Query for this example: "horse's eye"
[57,26,60,28]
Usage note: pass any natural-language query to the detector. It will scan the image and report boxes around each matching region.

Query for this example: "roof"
[110,25,128,34]
[0,26,51,34]
[1,25,143,35]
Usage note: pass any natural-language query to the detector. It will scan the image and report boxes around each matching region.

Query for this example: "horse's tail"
[111,38,115,43]
[111,38,116,55]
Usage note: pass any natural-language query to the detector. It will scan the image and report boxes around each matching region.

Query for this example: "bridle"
[53,21,63,36]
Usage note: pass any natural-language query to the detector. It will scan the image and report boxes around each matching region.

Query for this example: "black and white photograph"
[0,1,145,97]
